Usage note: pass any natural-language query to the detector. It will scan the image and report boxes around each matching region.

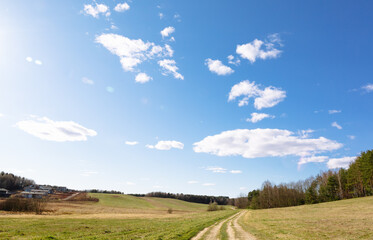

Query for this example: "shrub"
[207,202,218,211]
[0,198,46,214]
[167,208,173,214]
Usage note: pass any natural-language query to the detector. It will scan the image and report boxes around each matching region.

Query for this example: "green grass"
[89,193,207,212]
[219,218,229,240]
[0,210,235,239]
[239,196,373,240]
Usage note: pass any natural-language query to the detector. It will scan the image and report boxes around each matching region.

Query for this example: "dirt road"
[192,210,256,240]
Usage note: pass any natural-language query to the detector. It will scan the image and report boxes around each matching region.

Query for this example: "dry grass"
[239,196,373,239]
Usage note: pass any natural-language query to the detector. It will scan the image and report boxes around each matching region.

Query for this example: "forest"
[0,172,35,191]
[145,192,230,205]
[243,149,373,209]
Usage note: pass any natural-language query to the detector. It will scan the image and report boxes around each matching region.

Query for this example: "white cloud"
[135,73,152,84]
[96,34,178,75]
[187,180,198,184]
[158,59,184,80]
[236,37,282,63]
[230,170,242,174]
[16,116,97,142]
[111,24,118,30]
[229,80,286,109]
[206,166,227,173]
[26,57,33,62]
[82,77,94,85]
[205,59,234,76]
[160,26,175,38]
[362,83,373,92]
[327,156,356,169]
[125,141,138,145]
[83,3,110,18]
[298,155,329,166]
[169,37,175,42]
[329,110,341,114]
[227,55,240,65]
[298,129,314,138]
[348,135,356,140]
[246,112,274,123]
[35,60,42,65]
[114,2,130,12]
[193,129,342,161]
[81,170,99,177]
[202,183,215,186]
[332,121,342,130]
[159,13,164,19]
[146,140,184,150]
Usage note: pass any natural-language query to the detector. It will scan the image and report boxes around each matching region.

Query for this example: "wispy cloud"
[16,116,97,142]
[328,110,341,114]
[125,141,138,146]
[187,180,198,184]
[206,166,227,173]
[158,59,184,80]
[246,112,274,123]
[331,121,342,130]
[146,140,184,150]
[82,77,94,85]
[362,83,373,92]
[230,170,242,174]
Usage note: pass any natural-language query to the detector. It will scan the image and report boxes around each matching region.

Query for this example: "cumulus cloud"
[160,26,175,38]
[193,129,342,161]
[205,59,234,76]
[329,110,341,114]
[83,3,110,18]
[206,166,227,173]
[26,57,42,65]
[135,73,152,84]
[96,34,181,78]
[16,116,97,142]
[82,77,94,85]
[230,170,242,174]
[229,80,286,109]
[146,140,184,150]
[236,36,282,63]
[125,141,138,145]
[34,60,42,65]
[332,121,342,130]
[327,156,356,169]
[114,2,130,12]
[227,55,240,65]
[246,112,274,123]
[158,59,184,80]
[362,83,373,92]
[26,57,33,62]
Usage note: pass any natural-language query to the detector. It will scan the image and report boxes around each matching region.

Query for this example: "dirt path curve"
[192,210,256,240]
[227,211,256,240]
[62,192,80,201]
[191,212,240,240]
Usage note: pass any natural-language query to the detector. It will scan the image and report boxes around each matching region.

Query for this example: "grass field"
[0,193,236,239]
[239,196,373,239]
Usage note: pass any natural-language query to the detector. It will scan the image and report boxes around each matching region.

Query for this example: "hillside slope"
[239,196,373,239]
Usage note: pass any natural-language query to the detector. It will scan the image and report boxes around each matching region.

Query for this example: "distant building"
[0,188,11,198]
[21,190,48,199]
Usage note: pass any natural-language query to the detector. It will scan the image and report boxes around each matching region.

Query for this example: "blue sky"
[1,0,373,197]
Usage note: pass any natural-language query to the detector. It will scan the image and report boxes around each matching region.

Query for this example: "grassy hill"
[89,193,207,212]
[239,196,373,239]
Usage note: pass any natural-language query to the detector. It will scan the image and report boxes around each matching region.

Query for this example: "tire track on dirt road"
[226,210,256,240]
[192,210,256,240]
[191,212,240,240]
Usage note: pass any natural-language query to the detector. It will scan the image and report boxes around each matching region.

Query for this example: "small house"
[0,188,11,198]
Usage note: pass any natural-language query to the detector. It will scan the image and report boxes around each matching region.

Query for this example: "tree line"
[145,192,230,205]
[243,149,373,209]
[0,172,35,191]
